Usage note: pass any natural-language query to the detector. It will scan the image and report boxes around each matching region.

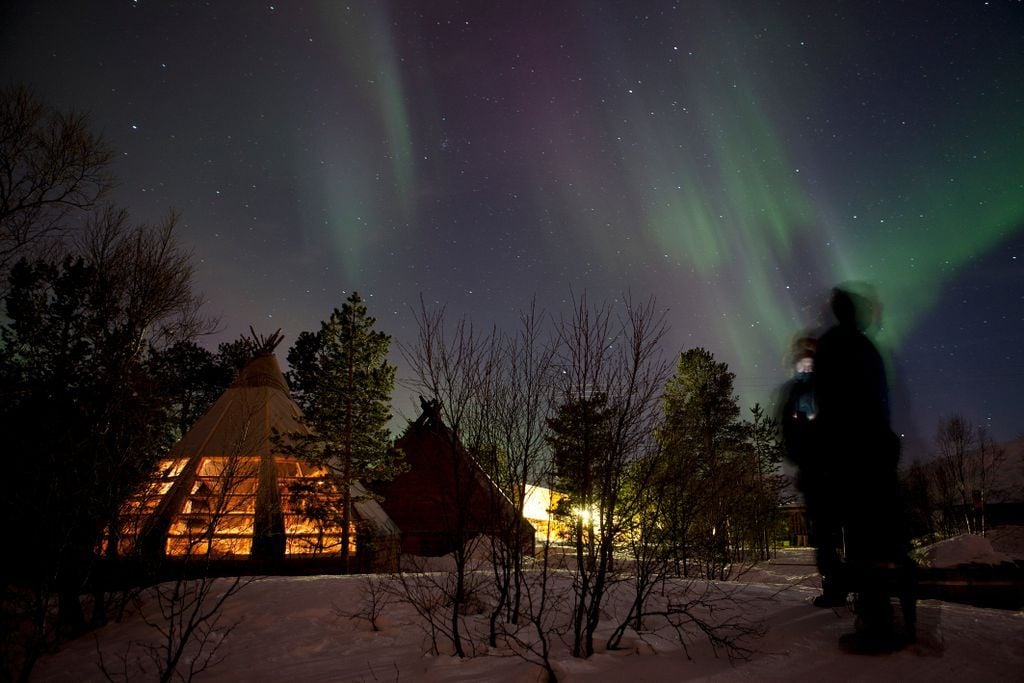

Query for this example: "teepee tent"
[120,338,399,571]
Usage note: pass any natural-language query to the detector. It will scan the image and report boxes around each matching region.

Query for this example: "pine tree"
[147,341,225,440]
[285,292,399,571]
[147,335,258,442]
[0,212,206,640]
[656,347,744,578]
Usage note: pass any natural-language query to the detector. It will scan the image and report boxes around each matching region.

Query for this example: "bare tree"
[77,206,209,351]
[606,412,773,656]
[101,575,250,683]
[629,580,764,663]
[99,554,252,682]
[390,553,489,658]
[99,412,262,683]
[400,299,504,657]
[475,300,556,647]
[0,84,113,288]
[901,459,938,543]
[605,452,673,650]
[971,425,1007,536]
[548,293,670,658]
[935,415,976,533]
[932,415,1010,536]
[341,574,393,632]
[498,472,570,683]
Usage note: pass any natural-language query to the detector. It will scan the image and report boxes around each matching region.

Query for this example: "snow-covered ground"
[34,532,1024,682]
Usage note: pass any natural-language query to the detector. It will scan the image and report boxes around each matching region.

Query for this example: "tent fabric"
[168,353,306,459]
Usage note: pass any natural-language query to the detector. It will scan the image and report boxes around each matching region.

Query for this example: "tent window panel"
[110,516,147,556]
[285,534,347,555]
[157,458,189,479]
[199,493,257,516]
[195,457,260,478]
[169,512,255,535]
[215,478,258,496]
[127,478,175,507]
[165,535,252,557]
[282,514,345,535]
[195,458,220,477]
[273,459,330,479]
[280,494,336,515]
[279,495,297,515]
[190,478,259,498]
[118,514,149,535]
[168,517,209,536]
[274,461,303,477]
[213,514,256,535]
[135,482,165,498]
[296,461,329,477]
[120,496,157,516]
[141,498,163,511]
[165,535,220,557]
[208,536,251,556]
[180,499,201,515]
[186,480,257,514]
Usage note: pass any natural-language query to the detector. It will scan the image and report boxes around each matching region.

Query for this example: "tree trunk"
[572,516,587,657]
[340,462,352,573]
[452,547,466,657]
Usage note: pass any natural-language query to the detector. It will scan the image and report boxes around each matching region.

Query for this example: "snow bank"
[915,534,1016,568]
[31,548,1024,682]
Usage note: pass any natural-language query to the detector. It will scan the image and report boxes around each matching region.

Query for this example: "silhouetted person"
[815,285,915,653]
[780,337,847,607]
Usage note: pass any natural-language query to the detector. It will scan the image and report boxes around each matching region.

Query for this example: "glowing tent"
[120,343,400,571]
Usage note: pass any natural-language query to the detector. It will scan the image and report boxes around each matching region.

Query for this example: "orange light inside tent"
[117,454,360,559]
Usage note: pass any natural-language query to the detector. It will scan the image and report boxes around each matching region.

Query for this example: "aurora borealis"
[2,1,1022,449]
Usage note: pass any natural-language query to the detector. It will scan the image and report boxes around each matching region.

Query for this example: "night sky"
[2,1,1022,452]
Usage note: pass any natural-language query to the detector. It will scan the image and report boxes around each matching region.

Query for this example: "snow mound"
[916,534,1016,568]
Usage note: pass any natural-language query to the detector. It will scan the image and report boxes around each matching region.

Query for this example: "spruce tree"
[286,292,399,571]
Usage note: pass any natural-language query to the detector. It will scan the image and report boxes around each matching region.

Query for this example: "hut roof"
[377,400,535,556]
